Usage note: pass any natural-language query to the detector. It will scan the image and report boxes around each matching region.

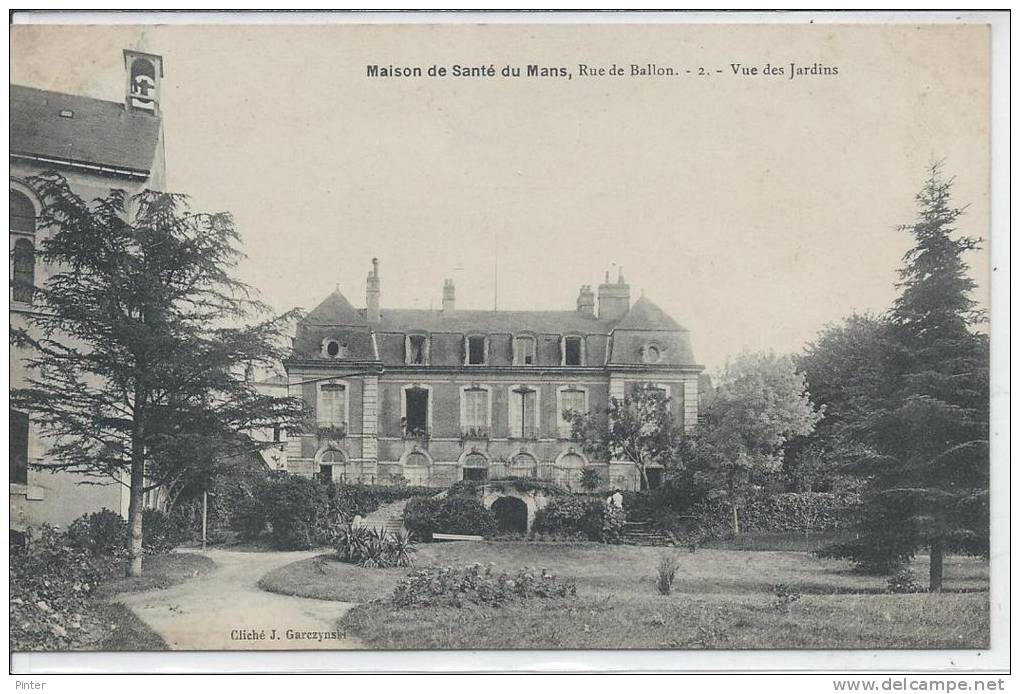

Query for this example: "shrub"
[656,554,680,595]
[770,583,803,612]
[579,467,602,491]
[141,509,187,554]
[403,497,442,541]
[10,525,107,650]
[887,569,925,594]
[258,474,327,550]
[816,537,912,575]
[391,563,577,607]
[334,524,416,568]
[437,497,497,537]
[404,496,497,540]
[532,496,626,543]
[229,490,267,541]
[221,474,435,548]
[65,509,127,558]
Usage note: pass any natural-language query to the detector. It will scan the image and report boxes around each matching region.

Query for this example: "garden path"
[116,548,362,650]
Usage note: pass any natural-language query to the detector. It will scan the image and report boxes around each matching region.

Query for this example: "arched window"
[509,453,537,479]
[555,452,586,490]
[12,238,34,303]
[11,190,36,304]
[462,452,488,482]
[11,190,35,233]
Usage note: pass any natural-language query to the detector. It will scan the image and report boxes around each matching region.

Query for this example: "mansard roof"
[290,286,699,367]
[10,85,162,175]
[613,295,687,332]
[376,309,617,335]
[303,289,368,327]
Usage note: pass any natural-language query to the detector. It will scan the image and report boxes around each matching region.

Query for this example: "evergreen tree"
[11,173,307,576]
[823,162,989,589]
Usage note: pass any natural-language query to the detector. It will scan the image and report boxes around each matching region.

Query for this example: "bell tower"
[123,49,164,115]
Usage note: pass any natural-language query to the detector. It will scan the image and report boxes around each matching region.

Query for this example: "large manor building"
[10,49,168,530]
[283,261,703,491]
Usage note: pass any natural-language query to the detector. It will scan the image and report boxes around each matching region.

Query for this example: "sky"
[10,22,991,371]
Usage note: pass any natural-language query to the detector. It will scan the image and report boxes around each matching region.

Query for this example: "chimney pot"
[442,279,456,312]
[366,258,381,323]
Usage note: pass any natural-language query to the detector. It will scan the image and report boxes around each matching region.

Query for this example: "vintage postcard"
[8,11,1007,675]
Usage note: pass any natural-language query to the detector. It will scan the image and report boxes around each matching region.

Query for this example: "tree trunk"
[728,472,740,536]
[126,384,147,577]
[638,464,650,492]
[929,538,944,592]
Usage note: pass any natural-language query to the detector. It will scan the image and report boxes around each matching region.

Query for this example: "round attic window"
[643,343,662,364]
[323,338,347,359]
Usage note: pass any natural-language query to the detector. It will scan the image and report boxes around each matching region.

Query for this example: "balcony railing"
[460,426,490,440]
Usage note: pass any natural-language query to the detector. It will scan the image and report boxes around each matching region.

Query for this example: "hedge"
[403,496,496,541]
[685,492,860,538]
[531,496,626,543]
[225,473,435,550]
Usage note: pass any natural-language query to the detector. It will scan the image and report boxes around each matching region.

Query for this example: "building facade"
[283,260,703,491]
[10,49,168,531]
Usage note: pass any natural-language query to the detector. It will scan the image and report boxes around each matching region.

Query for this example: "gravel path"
[116,548,362,651]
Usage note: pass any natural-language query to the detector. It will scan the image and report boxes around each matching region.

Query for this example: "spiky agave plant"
[386,529,417,567]
[360,527,389,568]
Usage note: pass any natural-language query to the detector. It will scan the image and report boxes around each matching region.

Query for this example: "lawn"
[260,541,989,650]
[86,552,216,651]
[97,552,217,599]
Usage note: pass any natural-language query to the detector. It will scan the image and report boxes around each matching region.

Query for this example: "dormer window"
[562,336,584,366]
[406,334,428,365]
[466,335,487,366]
[322,338,348,359]
[513,335,536,365]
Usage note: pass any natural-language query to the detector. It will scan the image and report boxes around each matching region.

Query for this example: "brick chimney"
[442,278,456,313]
[576,284,595,318]
[366,258,380,323]
[597,268,630,321]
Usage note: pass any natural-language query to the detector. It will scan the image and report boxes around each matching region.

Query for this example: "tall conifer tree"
[11,173,307,576]
[828,163,989,589]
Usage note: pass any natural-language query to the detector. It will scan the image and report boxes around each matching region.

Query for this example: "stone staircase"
[621,521,674,547]
[355,498,409,534]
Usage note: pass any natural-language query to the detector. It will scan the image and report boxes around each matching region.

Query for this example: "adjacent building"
[283,260,703,491]
[10,49,168,531]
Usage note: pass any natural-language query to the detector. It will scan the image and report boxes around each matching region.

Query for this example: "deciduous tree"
[692,352,821,534]
[565,384,685,492]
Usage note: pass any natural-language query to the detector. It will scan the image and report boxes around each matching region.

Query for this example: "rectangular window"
[467,336,486,365]
[10,409,28,484]
[510,387,538,439]
[559,389,586,437]
[407,335,427,365]
[318,383,346,426]
[514,336,535,365]
[405,387,429,436]
[462,388,489,434]
[564,336,583,366]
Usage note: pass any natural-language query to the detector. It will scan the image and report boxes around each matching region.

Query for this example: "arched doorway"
[491,496,528,534]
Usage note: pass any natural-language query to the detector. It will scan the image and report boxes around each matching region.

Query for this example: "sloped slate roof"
[613,295,686,331]
[376,309,617,335]
[303,290,368,327]
[10,85,162,174]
